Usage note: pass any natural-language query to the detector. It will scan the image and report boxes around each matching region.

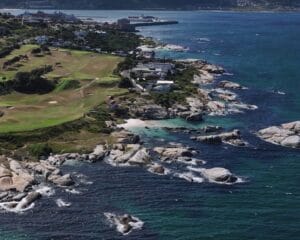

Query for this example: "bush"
[118,78,133,88]
[13,65,55,94]
[28,143,52,158]
[31,48,42,55]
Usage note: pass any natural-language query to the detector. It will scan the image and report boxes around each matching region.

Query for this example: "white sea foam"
[197,37,210,42]
[223,72,234,76]
[156,44,189,52]
[33,185,55,197]
[0,201,35,213]
[75,173,94,185]
[174,171,204,183]
[176,158,206,166]
[56,198,71,208]
[65,189,81,195]
[272,90,286,95]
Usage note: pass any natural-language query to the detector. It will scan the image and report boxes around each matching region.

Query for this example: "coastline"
[0,9,300,239]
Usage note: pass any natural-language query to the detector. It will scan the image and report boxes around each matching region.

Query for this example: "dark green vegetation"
[152,65,198,108]
[1,0,300,10]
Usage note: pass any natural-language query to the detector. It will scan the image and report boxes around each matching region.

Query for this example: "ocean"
[0,10,299,240]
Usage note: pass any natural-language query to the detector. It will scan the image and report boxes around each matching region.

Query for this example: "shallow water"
[0,10,300,240]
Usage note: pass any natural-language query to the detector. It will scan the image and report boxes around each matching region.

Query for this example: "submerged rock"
[147,164,167,175]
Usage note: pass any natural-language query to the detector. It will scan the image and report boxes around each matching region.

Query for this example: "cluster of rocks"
[120,97,169,120]
[189,60,225,85]
[0,155,75,212]
[104,212,144,235]
[170,79,255,118]
[191,129,248,147]
[153,145,204,166]
[218,80,245,90]
[104,130,242,184]
[164,125,223,135]
[258,121,300,148]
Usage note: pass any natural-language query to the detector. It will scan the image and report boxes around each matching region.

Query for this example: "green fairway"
[0,45,123,82]
[0,46,125,133]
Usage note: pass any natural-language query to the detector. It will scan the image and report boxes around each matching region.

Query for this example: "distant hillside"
[1,0,300,10]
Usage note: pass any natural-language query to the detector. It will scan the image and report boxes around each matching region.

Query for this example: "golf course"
[0,45,125,133]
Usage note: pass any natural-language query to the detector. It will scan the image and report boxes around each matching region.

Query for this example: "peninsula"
[0,9,299,237]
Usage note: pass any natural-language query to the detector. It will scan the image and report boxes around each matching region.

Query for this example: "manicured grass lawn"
[0,46,125,133]
[0,45,122,82]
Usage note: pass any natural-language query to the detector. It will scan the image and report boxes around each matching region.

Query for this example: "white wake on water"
[56,198,71,208]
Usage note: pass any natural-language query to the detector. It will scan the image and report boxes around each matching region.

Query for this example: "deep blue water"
[0,10,299,240]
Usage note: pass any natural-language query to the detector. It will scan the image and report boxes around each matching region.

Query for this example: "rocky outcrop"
[48,171,74,187]
[121,97,169,120]
[188,167,239,184]
[104,213,144,235]
[0,154,77,213]
[148,164,167,175]
[191,129,247,147]
[106,143,150,167]
[0,158,34,192]
[218,80,245,90]
[153,145,205,165]
[258,121,300,148]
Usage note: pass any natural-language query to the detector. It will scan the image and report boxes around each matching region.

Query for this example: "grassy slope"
[0,45,125,133]
[0,45,121,81]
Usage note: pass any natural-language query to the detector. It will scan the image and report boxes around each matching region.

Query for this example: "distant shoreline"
[1,8,300,13]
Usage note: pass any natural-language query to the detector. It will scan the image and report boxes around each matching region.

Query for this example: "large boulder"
[128,148,151,166]
[48,172,74,187]
[200,168,238,183]
[281,121,300,132]
[154,147,196,159]
[89,145,107,162]
[192,129,245,146]
[218,80,243,89]
[281,135,300,148]
[0,160,34,192]
[186,112,203,122]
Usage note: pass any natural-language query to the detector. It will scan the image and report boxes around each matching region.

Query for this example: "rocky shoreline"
[1,40,297,237]
[0,53,252,234]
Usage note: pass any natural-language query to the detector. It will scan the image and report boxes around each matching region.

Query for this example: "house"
[74,30,88,39]
[131,62,175,79]
[35,35,49,45]
[152,80,174,92]
[117,18,135,32]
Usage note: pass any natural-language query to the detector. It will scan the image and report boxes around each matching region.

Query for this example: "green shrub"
[118,78,133,88]
[28,143,52,157]
[55,79,80,92]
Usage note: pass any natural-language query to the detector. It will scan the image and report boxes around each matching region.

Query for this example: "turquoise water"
[0,10,299,240]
